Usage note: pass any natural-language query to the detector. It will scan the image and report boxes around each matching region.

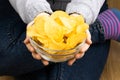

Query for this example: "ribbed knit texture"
[25,0,53,23]
[66,0,105,24]
[98,9,120,41]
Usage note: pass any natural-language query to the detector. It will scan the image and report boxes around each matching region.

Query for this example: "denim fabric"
[0,0,110,80]
[0,0,46,76]
[90,19,105,43]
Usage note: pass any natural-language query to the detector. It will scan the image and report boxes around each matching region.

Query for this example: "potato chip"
[59,17,76,34]
[27,10,89,51]
[44,17,64,43]
[50,10,69,19]
[70,15,84,25]
[33,16,49,35]
[65,32,87,49]
[47,39,65,50]
[76,24,89,34]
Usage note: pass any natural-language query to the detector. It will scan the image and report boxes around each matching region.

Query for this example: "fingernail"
[44,62,49,66]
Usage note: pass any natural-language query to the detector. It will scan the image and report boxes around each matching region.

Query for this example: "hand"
[24,12,51,66]
[24,30,91,66]
[24,37,49,66]
[67,13,92,66]
[67,30,92,66]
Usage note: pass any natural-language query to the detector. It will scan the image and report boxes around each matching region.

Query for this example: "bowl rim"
[30,38,85,56]
[28,20,86,56]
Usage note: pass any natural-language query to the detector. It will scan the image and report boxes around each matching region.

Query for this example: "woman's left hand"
[67,30,92,66]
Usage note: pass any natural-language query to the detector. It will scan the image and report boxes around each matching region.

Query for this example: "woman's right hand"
[24,36,50,66]
[24,12,51,66]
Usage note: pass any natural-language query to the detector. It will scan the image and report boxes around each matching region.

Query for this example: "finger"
[31,52,41,60]
[86,39,92,45]
[80,43,90,53]
[86,37,92,45]
[68,58,76,66]
[32,53,49,66]
[24,37,30,45]
[41,59,49,66]
[26,43,36,53]
[86,29,91,39]
[86,30,92,44]
[75,52,85,59]
[24,37,37,53]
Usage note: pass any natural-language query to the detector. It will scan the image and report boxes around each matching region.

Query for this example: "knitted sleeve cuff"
[24,0,53,23]
[66,2,94,25]
[66,0,105,25]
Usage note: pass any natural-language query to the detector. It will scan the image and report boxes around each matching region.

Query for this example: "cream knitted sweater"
[9,0,105,24]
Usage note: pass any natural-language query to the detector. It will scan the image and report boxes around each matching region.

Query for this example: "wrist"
[69,12,81,15]
[70,0,81,3]
[35,11,52,18]
[69,12,86,23]
[66,3,94,24]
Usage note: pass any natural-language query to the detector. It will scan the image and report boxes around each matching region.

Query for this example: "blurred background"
[0,0,120,80]
[100,0,120,80]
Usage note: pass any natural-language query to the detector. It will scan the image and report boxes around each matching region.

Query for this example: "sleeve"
[66,0,105,24]
[9,0,53,24]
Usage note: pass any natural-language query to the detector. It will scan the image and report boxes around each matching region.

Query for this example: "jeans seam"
[60,63,64,80]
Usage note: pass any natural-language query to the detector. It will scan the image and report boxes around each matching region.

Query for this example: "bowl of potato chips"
[29,37,85,62]
[27,11,89,62]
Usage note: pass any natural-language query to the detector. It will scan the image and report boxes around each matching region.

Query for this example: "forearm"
[9,0,52,23]
[66,0,105,24]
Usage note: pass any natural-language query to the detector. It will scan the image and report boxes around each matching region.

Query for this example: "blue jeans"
[0,12,110,80]
[0,11,46,75]
[0,0,110,80]
[14,43,110,80]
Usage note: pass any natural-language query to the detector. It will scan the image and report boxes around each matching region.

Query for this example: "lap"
[0,14,45,76]
[15,41,110,80]
[0,13,110,80]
